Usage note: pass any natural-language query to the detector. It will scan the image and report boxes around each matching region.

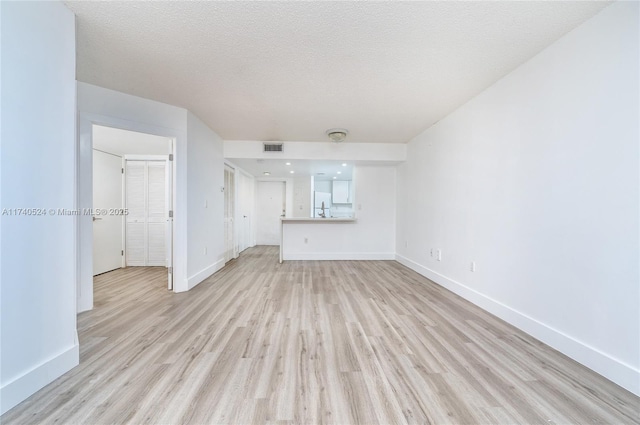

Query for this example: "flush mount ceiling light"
[326,128,349,143]
[263,171,270,176]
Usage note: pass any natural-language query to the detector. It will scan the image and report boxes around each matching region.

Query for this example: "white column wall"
[0,1,78,414]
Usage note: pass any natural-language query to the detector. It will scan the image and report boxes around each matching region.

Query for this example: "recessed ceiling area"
[65,1,610,144]
[228,159,362,181]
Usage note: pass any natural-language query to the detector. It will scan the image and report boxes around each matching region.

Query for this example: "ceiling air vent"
[263,143,284,153]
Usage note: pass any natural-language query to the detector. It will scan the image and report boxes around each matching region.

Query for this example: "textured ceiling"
[66,1,610,143]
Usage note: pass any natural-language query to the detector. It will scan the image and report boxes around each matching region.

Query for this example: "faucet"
[319,201,327,218]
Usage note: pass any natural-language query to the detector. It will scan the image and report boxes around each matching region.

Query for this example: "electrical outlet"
[437,249,442,261]
[430,248,434,258]
[404,240,408,248]
[304,237,308,244]
[204,246,207,255]
[470,261,476,272]
[204,199,208,208]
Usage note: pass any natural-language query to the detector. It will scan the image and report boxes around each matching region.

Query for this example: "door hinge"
[168,267,173,274]
[121,250,124,256]
[169,210,173,218]
[121,168,124,174]
[169,154,173,161]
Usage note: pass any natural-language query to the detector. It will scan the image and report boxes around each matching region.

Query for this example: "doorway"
[237,170,255,253]
[224,164,236,263]
[256,181,286,245]
[91,125,174,289]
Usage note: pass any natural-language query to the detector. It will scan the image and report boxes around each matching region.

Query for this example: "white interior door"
[237,172,254,253]
[125,159,168,267]
[256,181,285,245]
[93,150,123,275]
[147,162,167,266]
[224,165,236,263]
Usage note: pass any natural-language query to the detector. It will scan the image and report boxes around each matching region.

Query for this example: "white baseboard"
[395,254,640,396]
[0,342,79,415]
[284,252,395,261]
[186,258,225,290]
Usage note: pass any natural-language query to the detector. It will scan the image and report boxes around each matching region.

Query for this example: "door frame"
[123,155,173,281]
[223,163,237,262]
[77,114,179,312]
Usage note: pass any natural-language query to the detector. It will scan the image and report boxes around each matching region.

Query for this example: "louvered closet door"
[125,160,168,267]
[147,162,167,266]
[126,161,146,266]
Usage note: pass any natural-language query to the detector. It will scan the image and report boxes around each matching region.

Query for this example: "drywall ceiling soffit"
[223,140,407,162]
[66,1,610,143]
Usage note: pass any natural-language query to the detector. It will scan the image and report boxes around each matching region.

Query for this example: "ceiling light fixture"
[342,163,347,167]
[290,170,295,174]
[285,162,291,165]
[337,171,342,174]
[263,172,270,176]
[326,128,349,143]
[333,176,337,179]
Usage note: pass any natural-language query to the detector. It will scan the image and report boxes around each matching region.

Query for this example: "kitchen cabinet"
[332,180,350,204]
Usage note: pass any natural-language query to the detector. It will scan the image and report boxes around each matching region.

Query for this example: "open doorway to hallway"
[91,125,174,290]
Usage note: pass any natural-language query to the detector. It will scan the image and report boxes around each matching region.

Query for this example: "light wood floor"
[2,246,638,424]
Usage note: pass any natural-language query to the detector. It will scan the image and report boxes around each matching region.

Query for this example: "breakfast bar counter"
[279,217,357,263]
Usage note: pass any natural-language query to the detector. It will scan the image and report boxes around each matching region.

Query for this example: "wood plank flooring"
[2,246,638,424]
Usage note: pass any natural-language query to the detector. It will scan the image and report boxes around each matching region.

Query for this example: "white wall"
[78,84,228,299]
[0,1,79,414]
[186,112,225,289]
[283,165,396,260]
[77,82,189,306]
[396,1,639,395]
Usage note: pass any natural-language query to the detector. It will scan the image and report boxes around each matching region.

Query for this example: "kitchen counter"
[280,217,357,262]
[281,217,356,223]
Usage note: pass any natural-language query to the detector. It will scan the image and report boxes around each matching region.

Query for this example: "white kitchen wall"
[283,165,396,259]
[0,1,78,414]
[396,1,639,395]
[186,112,225,288]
